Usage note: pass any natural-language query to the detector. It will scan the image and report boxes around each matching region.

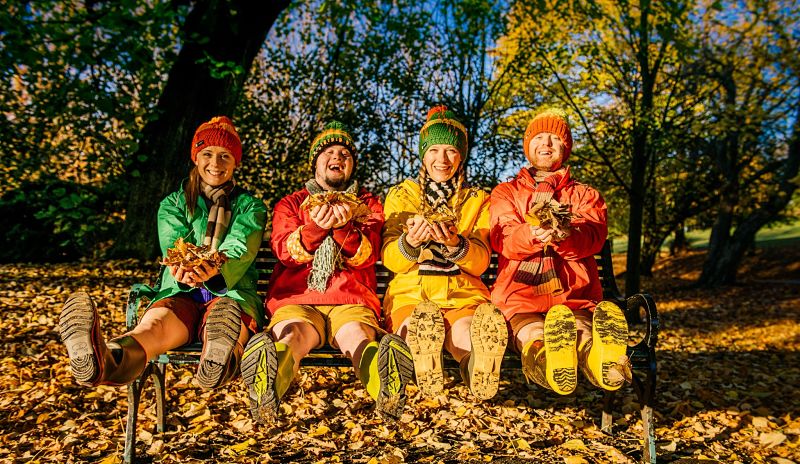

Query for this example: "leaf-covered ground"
[0,248,798,463]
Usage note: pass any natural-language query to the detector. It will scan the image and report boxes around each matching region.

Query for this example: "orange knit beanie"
[191,116,242,165]
[523,108,573,161]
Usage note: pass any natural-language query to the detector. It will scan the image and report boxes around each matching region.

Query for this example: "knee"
[336,321,375,343]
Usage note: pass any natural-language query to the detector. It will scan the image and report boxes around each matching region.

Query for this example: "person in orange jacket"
[382,106,507,400]
[241,121,413,423]
[490,107,629,395]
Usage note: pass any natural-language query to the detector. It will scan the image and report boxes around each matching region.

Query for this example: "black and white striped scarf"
[201,180,235,251]
[419,176,461,276]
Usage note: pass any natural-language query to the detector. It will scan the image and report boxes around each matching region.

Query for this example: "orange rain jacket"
[489,167,607,318]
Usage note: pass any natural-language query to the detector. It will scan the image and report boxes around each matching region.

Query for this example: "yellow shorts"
[268,304,381,349]
[386,303,477,334]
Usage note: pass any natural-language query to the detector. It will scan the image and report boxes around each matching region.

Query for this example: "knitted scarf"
[419,176,461,276]
[305,179,360,292]
[201,180,235,251]
[513,167,571,295]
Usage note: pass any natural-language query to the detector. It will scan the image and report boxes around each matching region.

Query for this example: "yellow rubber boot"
[358,341,381,401]
[274,342,295,399]
[543,305,577,395]
[585,301,629,390]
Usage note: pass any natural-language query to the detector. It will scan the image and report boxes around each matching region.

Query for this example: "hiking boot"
[376,333,414,420]
[405,301,445,396]
[241,331,279,424]
[579,301,630,391]
[196,297,242,389]
[59,292,146,387]
[466,303,507,400]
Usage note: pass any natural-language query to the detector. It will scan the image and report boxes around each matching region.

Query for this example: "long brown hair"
[185,166,202,217]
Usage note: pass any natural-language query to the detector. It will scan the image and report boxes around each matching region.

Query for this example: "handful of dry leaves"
[161,238,227,269]
[524,199,573,240]
[300,192,372,223]
[420,205,458,227]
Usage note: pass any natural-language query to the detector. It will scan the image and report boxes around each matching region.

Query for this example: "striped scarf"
[513,167,570,295]
[201,180,235,251]
[305,179,359,292]
[419,176,460,276]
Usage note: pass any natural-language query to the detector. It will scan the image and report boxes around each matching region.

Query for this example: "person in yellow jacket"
[381,105,507,400]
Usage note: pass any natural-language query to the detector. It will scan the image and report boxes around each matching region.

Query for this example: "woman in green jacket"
[59,116,267,390]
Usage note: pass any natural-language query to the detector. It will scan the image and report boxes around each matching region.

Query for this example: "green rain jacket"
[151,185,268,328]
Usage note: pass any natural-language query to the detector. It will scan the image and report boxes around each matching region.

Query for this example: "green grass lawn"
[611,219,800,252]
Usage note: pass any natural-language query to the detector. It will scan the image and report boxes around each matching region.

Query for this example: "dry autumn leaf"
[161,237,227,269]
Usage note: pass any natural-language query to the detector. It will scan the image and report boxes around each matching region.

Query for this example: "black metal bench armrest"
[624,292,659,370]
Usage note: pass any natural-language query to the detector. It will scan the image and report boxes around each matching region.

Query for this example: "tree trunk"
[110,0,290,259]
[669,223,688,256]
[640,230,668,277]
[699,103,800,286]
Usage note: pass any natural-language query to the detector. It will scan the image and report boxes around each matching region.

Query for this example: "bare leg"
[332,321,376,376]
[270,318,321,373]
[444,316,472,363]
[126,306,191,360]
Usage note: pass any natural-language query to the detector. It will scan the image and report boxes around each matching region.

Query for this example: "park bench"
[122,239,659,463]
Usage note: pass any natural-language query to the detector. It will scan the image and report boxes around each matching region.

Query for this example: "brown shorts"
[268,304,381,349]
[386,303,476,333]
[151,295,255,342]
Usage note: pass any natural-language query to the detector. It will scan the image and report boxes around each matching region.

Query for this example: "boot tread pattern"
[468,304,507,400]
[377,334,414,421]
[59,292,100,385]
[405,301,445,396]
[241,332,279,424]
[544,305,577,395]
[196,298,242,389]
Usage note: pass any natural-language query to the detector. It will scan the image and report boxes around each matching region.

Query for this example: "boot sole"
[196,298,241,389]
[59,292,101,386]
[544,305,577,395]
[377,334,414,421]
[405,301,445,396]
[468,304,507,400]
[241,332,279,424]
[589,301,628,390]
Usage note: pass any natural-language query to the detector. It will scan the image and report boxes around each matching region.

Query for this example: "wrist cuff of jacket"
[443,235,469,261]
[398,232,421,261]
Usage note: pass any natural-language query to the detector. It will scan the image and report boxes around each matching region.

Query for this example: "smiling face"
[194,145,236,186]
[314,144,354,191]
[526,132,566,173]
[423,144,462,183]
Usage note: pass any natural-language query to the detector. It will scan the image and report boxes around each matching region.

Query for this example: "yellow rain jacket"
[381,179,491,322]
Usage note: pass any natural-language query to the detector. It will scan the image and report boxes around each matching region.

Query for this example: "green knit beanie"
[309,120,357,168]
[419,105,468,160]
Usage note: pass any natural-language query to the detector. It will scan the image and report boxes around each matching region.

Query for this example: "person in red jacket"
[490,108,629,395]
[241,121,413,424]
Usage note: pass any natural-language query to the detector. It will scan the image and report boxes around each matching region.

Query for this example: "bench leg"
[601,390,615,434]
[124,363,152,463]
[153,363,167,433]
[641,404,656,463]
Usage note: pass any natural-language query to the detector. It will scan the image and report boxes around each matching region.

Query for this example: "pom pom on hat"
[419,105,468,160]
[309,120,357,168]
[191,116,242,165]
[523,107,573,161]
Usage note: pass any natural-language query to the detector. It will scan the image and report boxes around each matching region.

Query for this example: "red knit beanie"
[523,108,573,161]
[191,116,242,165]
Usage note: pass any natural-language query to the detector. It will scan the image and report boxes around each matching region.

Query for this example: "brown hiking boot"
[59,292,147,387]
[196,297,243,389]
[466,303,507,400]
[405,300,445,396]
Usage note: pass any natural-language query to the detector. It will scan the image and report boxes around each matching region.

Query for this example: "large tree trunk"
[110,0,290,259]
[699,104,800,286]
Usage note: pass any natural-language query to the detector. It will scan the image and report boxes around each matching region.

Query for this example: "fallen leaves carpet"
[0,247,797,463]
